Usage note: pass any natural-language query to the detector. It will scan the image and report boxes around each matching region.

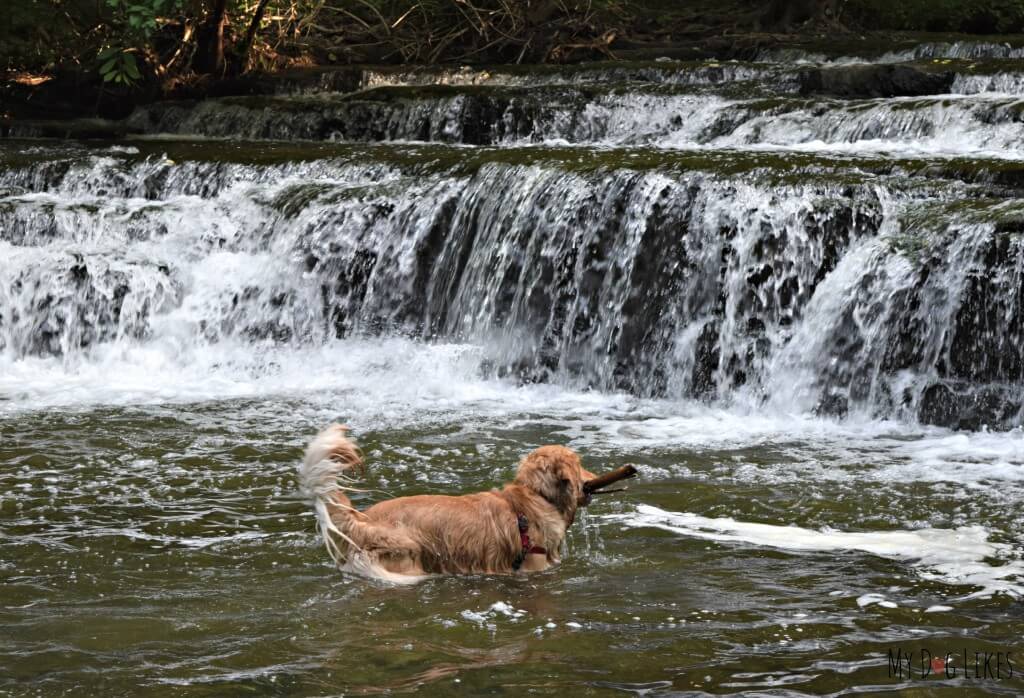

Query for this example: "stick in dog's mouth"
[583,464,638,495]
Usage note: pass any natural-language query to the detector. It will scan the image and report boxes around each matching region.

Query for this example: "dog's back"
[361,493,521,573]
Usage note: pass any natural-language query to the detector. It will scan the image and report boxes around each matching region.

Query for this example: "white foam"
[550,405,895,451]
[605,505,1024,600]
[0,335,638,437]
[531,93,1024,160]
[0,337,478,413]
[550,406,1024,488]
[457,601,527,627]
[857,593,897,609]
[4,334,1024,494]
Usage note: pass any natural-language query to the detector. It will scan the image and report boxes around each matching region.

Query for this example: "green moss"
[908,57,1024,75]
[895,197,1024,253]
[267,182,341,218]
[887,230,931,261]
[124,203,165,219]
[888,199,997,262]
[5,137,1024,207]
[66,202,102,215]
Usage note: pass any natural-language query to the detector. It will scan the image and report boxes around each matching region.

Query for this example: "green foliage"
[96,0,184,86]
[9,0,1024,85]
[97,47,143,84]
[105,0,182,39]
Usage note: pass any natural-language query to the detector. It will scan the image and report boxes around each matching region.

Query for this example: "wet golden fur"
[298,424,596,582]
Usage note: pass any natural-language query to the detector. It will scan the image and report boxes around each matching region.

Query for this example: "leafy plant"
[97,47,143,85]
[97,0,184,86]
[106,0,178,39]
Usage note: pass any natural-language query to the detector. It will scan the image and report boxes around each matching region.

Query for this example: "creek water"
[2,42,1023,696]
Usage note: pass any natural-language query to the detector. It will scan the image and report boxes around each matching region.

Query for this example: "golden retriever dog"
[298,424,598,582]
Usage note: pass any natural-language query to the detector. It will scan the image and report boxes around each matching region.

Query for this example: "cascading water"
[3,142,1020,427]
[3,39,1023,696]
[117,88,1024,157]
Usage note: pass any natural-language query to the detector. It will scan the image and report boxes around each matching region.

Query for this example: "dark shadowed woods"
[5,0,1024,119]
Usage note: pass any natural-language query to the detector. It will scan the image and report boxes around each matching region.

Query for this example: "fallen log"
[584,464,638,494]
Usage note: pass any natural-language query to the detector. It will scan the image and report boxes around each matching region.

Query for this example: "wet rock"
[993,218,1024,235]
[125,88,542,144]
[948,232,1024,383]
[919,382,1021,430]
[918,383,958,427]
[816,390,849,418]
[798,65,955,98]
[4,118,138,140]
[690,321,720,399]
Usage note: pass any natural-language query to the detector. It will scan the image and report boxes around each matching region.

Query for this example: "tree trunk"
[238,0,271,73]
[194,0,229,74]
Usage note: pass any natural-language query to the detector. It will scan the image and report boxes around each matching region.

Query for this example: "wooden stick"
[584,464,638,494]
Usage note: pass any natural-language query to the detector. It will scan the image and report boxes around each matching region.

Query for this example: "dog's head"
[514,445,597,523]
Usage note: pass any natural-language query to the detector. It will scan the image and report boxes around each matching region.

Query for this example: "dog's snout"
[578,466,595,507]
[579,466,597,506]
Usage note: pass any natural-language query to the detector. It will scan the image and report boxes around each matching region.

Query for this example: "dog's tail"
[298,424,366,565]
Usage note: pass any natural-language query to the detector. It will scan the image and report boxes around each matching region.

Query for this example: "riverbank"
[5,2,1024,121]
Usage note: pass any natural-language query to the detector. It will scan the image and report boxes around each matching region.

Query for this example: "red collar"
[515,514,547,567]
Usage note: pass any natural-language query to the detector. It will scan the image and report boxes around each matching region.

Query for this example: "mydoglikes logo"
[888,648,1014,680]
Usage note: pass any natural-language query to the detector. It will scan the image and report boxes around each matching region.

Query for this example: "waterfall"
[115,90,1024,157]
[3,140,1022,427]
[4,43,1024,429]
